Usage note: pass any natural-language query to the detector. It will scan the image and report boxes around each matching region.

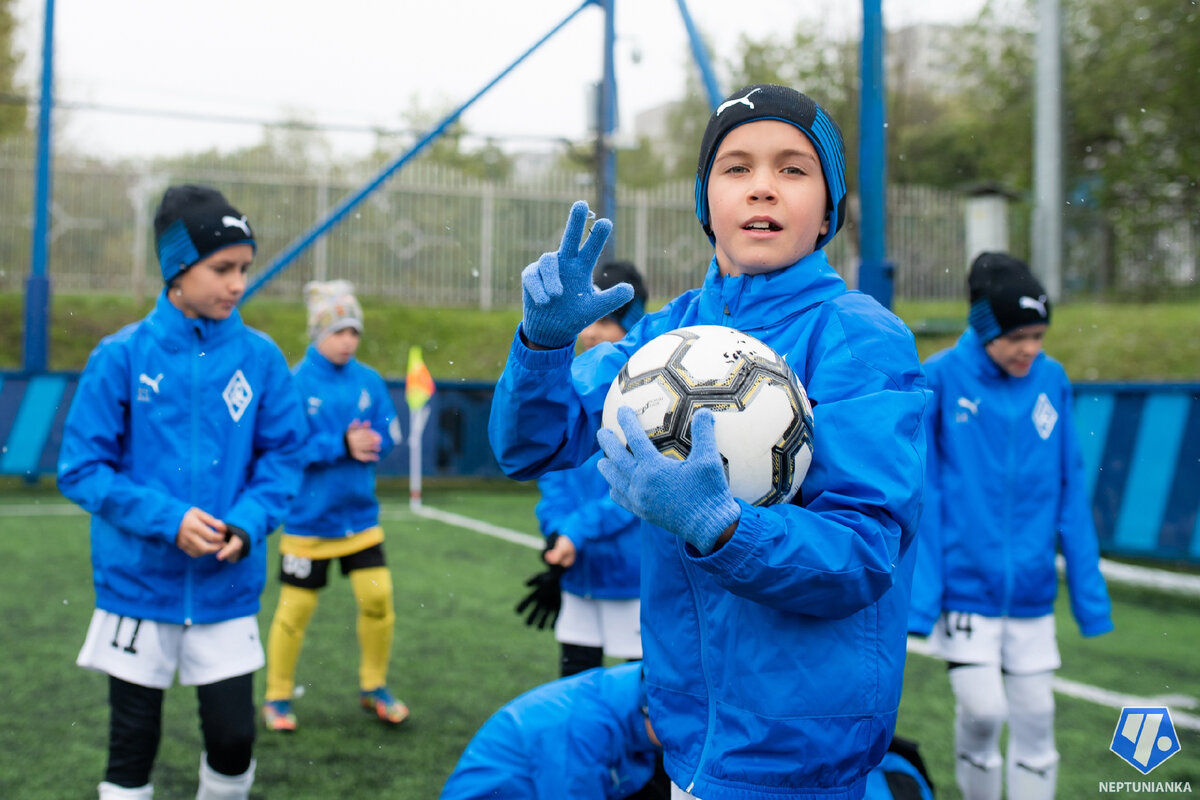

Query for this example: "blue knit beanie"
[967,252,1052,342]
[154,185,256,284]
[694,84,847,250]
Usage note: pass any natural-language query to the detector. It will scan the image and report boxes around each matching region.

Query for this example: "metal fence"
[0,138,1159,306]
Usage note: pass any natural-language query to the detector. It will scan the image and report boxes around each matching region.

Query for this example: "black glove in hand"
[515,565,565,630]
[224,524,250,563]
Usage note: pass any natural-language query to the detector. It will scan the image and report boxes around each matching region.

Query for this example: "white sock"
[98,781,153,800]
[195,753,255,800]
[1005,670,1059,800]
[950,664,1006,800]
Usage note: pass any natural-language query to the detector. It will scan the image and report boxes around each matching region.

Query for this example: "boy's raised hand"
[597,407,740,555]
[520,200,632,349]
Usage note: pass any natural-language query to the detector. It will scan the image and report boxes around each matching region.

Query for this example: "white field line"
[1095,556,1200,597]
[383,502,543,550]
[396,502,1200,729]
[0,503,88,516]
[8,500,1199,728]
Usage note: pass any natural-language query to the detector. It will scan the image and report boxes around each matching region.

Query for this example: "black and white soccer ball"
[601,325,814,506]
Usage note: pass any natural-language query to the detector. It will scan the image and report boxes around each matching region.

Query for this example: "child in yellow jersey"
[261,280,409,731]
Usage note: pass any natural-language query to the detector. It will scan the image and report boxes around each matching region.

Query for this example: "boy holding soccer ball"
[58,185,308,799]
[907,252,1113,800]
[489,85,927,799]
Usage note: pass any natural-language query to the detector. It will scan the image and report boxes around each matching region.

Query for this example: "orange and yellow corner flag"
[405,346,435,411]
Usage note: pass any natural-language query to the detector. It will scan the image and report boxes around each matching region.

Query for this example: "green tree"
[949,0,1200,291]
[377,99,514,182]
[0,0,26,137]
[615,135,670,189]
[1063,0,1200,288]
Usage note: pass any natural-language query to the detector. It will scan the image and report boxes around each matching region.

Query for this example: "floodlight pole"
[858,0,893,310]
[243,0,597,302]
[1033,0,1064,300]
[24,0,56,371]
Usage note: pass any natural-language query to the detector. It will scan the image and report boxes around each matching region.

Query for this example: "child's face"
[985,324,1048,377]
[171,244,253,320]
[707,120,830,277]
[317,327,361,365]
[577,317,626,352]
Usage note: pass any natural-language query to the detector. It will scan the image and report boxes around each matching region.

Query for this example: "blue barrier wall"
[1076,383,1200,563]
[3,372,1198,564]
[0,372,504,482]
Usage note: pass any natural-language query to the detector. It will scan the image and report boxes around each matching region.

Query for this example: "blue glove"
[597,406,740,555]
[520,200,632,349]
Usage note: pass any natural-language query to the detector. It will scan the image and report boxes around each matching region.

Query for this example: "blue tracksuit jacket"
[284,346,400,538]
[907,328,1113,637]
[439,662,657,800]
[488,250,928,800]
[536,452,640,600]
[57,291,307,625]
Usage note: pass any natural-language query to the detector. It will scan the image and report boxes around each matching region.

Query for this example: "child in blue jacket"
[488,85,927,800]
[261,280,409,731]
[908,252,1113,800]
[58,184,308,800]
[439,662,666,800]
[518,261,649,678]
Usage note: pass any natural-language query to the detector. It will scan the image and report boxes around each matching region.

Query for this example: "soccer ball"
[601,325,814,506]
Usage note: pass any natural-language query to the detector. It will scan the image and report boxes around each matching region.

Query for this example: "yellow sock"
[350,566,395,691]
[264,584,319,702]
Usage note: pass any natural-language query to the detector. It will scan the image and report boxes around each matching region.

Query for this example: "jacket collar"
[146,289,245,352]
[696,249,847,327]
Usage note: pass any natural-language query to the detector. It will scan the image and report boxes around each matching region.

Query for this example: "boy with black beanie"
[909,252,1112,800]
[59,184,307,799]
[490,84,927,799]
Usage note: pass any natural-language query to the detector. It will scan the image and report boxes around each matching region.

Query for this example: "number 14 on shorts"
[941,611,975,639]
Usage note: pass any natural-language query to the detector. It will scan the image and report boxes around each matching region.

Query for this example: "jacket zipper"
[1001,382,1014,616]
[680,537,716,792]
[185,328,200,625]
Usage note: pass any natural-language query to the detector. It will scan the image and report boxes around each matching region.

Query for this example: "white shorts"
[929,611,1061,675]
[77,609,264,690]
[555,592,642,659]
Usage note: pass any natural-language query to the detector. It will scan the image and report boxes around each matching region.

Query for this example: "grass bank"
[2,293,1197,383]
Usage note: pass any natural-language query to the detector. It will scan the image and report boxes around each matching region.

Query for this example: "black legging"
[560,643,605,678]
[106,673,255,787]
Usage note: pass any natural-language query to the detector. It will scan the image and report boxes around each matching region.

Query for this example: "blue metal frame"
[675,0,723,110]
[243,0,600,302]
[858,0,893,309]
[26,1,895,327]
[598,0,618,252]
[24,0,56,371]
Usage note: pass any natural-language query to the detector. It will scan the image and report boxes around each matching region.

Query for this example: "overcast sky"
[13,0,988,159]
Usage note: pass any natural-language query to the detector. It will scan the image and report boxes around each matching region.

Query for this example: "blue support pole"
[24,0,55,371]
[857,0,893,309]
[598,0,618,255]
[244,0,598,302]
[675,0,723,110]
